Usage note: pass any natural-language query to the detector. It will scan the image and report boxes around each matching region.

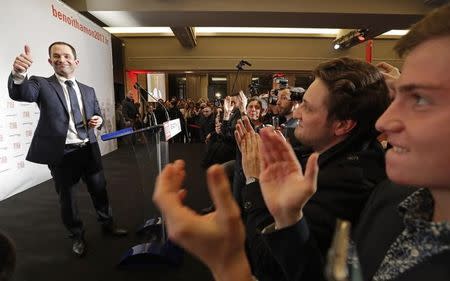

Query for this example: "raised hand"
[153,160,252,281]
[235,116,261,180]
[376,62,400,80]
[234,116,255,151]
[238,90,248,114]
[223,96,234,120]
[376,62,400,95]
[258,127,319,229]
[13,45,33,74]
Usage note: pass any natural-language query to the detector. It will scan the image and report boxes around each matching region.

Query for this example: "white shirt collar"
[55,73,76,85]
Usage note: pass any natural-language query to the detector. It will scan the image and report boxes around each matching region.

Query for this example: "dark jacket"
[354,181,450,281]
[263,180,450,281]
[242,134,387,281]
[198,114,215,142]
[122,97,138,121]
[7,74,103,165]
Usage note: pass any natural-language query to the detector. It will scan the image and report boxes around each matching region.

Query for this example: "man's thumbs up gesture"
[13,45,33,74]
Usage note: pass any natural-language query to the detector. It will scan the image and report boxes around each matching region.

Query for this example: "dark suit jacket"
[262,181,450,281]
[355,181,450,281]
[8,74,103,165]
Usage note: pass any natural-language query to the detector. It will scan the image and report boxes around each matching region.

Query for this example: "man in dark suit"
[8,42,127,257]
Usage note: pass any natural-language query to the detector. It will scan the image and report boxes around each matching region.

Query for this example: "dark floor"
[0,143,216,281]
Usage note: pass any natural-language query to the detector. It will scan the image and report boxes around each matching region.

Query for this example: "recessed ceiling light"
[382,30,409,36]
[103,27,173,34]
[212,77,227,81]
[195,27,341,35]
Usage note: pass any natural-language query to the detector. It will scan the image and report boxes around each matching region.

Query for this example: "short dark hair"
[313,57,390,139]
[48,41,77,59]
[395,3,450,58]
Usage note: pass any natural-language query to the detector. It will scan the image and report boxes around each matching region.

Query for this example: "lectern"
[101,118,183,267]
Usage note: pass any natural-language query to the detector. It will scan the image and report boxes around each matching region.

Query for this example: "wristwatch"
[246,177,259,185]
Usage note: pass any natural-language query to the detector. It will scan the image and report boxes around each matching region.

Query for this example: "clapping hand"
[235,116,261,180]
[153,160,253,281]
[238,90,248,114]
[223,96,234,120]
[258,127,319,229]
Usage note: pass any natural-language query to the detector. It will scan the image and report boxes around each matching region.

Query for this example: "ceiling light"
[195,27,341,36]
[212,77,227,81]
[332,29,369,50]
[382,30,409,36]
[103,27,173,34]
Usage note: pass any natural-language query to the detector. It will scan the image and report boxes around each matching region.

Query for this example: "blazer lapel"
[77,81,90,118]
[49,75,69,115]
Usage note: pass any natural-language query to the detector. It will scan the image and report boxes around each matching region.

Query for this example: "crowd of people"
[153,4,450,281]
[115,90,279,145]
[3,3,449,281]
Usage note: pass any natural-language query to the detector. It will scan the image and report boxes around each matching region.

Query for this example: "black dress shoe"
[72,238,86,257]
[102,226,128,237]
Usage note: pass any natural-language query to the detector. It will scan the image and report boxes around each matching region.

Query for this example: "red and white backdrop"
[0,0,117,200]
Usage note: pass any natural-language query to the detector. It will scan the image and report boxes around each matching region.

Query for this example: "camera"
[213,99,222,107]
[278,78,288,89]
[290,87,306,102]
[248,81,260,96]
[268,89,278,105]
[273,75,288,90]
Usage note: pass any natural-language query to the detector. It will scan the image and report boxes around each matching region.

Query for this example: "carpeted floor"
[0,142,216,281]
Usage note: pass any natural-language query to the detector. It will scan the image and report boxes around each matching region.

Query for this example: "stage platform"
[0,143,215,281]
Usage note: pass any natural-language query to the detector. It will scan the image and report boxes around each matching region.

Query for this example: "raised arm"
[153,160,253,281]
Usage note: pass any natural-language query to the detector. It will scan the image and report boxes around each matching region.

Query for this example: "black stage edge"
[0,143,215,281]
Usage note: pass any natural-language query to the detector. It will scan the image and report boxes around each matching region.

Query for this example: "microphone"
[134,82,170,123]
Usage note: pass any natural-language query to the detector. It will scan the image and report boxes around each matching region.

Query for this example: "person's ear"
[333,119,356,136]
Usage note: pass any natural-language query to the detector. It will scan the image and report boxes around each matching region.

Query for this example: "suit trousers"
[48,143,112,238]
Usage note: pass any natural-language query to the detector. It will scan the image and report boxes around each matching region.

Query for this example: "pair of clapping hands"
[223,91,248,120]
[152,116,319,281]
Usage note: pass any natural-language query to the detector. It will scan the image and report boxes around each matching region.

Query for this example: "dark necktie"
[65,80,88,139]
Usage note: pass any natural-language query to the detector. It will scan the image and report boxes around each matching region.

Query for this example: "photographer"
[284,87,305,147]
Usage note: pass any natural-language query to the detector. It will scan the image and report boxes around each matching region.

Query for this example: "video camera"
[248,80,260,96]
[268,89,278,105]
[278,78,289,89]
[268,77,289,105]
[290,87,306,102]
